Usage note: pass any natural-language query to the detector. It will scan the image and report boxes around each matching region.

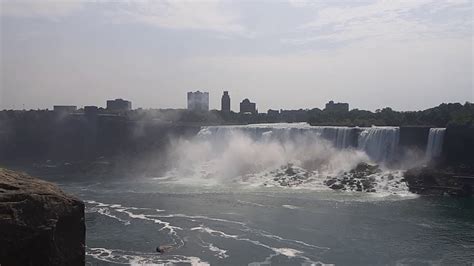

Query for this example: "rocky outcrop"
[404,167,473,196]
[324,163,380,192]
[269,164,310,187]
[0,168,85,265]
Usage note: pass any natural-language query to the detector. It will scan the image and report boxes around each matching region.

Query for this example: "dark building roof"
[106,99,132,111]
[240,98,257,114]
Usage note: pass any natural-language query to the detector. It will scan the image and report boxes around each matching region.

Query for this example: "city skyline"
[5,91,351,113]
[1,0,472,112]
[1,90,471,113]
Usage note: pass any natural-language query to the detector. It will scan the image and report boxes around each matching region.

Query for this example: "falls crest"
[199,123,357,149]
[357,127,400,162]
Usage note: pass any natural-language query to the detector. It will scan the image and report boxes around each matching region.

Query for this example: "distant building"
[240,98,257,114]
[187,91,209,111]
[221,91,231,112]
[325,100,349,112]
[267,109,280,116]
[280,109,308,122]
[53,105,77,114]
[107,99,132,112]
[84,106,99,116]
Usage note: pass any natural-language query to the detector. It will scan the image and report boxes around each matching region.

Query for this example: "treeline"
[308,102,474,127]
[132,102,474,127]
[1,102,472,128]
[213,102,474,127]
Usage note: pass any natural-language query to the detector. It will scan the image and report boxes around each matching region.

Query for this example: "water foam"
[85,200,184,249]
[282,204,301,210]
[203,242,229,259]
[87,247,209,266]
[86,199,330,264]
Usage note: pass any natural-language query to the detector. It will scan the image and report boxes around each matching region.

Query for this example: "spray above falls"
[172,123,369,180]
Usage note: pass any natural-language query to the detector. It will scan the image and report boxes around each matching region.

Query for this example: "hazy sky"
[1,0,472,111]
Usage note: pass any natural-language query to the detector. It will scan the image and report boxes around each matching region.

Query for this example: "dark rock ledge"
[0,168,85,265]
[404,167,473,197]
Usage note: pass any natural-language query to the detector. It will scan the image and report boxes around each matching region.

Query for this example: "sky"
[0,0,472,112]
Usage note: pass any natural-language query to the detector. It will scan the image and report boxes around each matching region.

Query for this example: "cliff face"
[0,114,201,162]
[443,126,474,166]
[399,126,430,150]
[0,168,85,265]
[404,167,473,197]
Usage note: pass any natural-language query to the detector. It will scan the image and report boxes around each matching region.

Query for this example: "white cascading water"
[198,123,356,149]
[165,123,411,195]
[425,128,446,160]
[357,126,400,163]
[198,124,404,165]
[314,126,355,149]
[201,124,401,162]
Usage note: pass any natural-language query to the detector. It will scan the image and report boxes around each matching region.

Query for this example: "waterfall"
[198,123,357,149]
[357,127,400,162]
[199,123,403,163]
[315,127,355,149]
[425,128,446,160]
[173,123,412,194]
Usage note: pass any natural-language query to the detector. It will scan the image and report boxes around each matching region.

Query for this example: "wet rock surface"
[269,164,311,187]
[404,166,473,196]
[324,163,381,192]
[0,168,85,265]
[268,162,408,194]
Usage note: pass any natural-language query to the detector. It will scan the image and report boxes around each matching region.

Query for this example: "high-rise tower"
[221,91,231,112]
[187,91,209,111]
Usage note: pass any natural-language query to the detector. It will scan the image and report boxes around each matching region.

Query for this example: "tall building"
[106,99,132,112]
[187,91,209,111]
[325,100,349,112]
[240,98,257,114]
[221,91,231,112]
